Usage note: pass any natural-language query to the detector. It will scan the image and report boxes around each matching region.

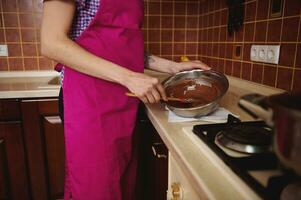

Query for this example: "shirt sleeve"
[75,0,86,8]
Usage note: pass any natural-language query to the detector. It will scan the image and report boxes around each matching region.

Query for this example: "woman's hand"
[124,72,167,104]
[171,60,211,74]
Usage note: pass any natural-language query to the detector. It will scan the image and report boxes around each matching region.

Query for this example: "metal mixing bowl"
[162,69,229,118]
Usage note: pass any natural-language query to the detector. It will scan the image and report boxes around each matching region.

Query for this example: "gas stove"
[183,115,300,200]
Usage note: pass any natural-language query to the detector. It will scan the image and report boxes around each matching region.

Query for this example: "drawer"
[0,99,21,121]
[168,154,205,200]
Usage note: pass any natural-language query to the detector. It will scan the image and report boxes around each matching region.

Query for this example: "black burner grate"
[220,125,272,145]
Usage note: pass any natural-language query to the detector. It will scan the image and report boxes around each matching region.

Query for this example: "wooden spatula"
[125,92,197,103]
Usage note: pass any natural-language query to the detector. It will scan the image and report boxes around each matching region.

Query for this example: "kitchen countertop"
[0,69,283,199]
[0,70,60,99]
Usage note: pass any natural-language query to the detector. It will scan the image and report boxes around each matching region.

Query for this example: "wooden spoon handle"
[125,92,185,102]
[166,97,186,102]
[125,92,138,97]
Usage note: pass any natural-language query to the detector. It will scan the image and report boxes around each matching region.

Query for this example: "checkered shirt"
[70,0,100,39]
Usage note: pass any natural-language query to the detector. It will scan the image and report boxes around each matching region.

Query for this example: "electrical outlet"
[258,46,268,62]
[267,45,280,64]
[250,45,280,64]
[250,45,259,62]
[0,45,8,56]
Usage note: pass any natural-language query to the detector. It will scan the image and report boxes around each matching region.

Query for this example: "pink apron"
[62,0,144,199]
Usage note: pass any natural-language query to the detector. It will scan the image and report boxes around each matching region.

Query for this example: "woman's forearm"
[145,54,176,74]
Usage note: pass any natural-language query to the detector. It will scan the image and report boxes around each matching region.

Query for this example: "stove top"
[191,115,300,200]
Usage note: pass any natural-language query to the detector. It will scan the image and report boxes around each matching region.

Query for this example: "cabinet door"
[0,122,30,200]
[21,99,65,200]
[152,131,168,200]
[136,108,168,200]
[0,99,20,121]
[42,116,65,199]
[0,139,10,200]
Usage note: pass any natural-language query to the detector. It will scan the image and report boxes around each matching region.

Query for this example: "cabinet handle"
[171,182,183,200]
[44,116,62,124]
[151,142,167,159]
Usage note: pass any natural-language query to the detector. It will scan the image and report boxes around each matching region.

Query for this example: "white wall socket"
[0,45,8,57]
[250,45,280,64]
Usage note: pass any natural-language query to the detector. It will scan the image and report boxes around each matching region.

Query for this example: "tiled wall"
[144,0,301,92]
[196,0,301,92]
[0,0,54,71]
[143,0,200,61]
[0,0,300,92]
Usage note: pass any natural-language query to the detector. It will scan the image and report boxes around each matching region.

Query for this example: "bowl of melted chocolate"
[162,69,229,118]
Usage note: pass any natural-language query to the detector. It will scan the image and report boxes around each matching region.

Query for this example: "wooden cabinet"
[0,98,64,200]
[136,107,168,200]
[21,99,65,200]
[0,100,30,200]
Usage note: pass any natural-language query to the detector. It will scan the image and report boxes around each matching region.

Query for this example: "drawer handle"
[44,116,62,124]
[151,143,167,159]
[171,182,183,200]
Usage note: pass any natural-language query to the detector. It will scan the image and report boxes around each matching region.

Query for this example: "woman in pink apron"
[41,0,209,199]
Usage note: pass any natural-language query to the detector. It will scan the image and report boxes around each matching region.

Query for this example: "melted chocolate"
[165,78,220,108]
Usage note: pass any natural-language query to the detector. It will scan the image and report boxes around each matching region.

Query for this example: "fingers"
[151,89,161,103]
[181,60,211,70]
[156,84,167,101]
[192,60,211,70]
[129,75,167,104]
[142,82,167,104]
[145,91,156,104]
[140,96,148,104]
[139,92,157,104]
[174,61,210,74]
[145,87,162,104]
[200,62,211,70]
